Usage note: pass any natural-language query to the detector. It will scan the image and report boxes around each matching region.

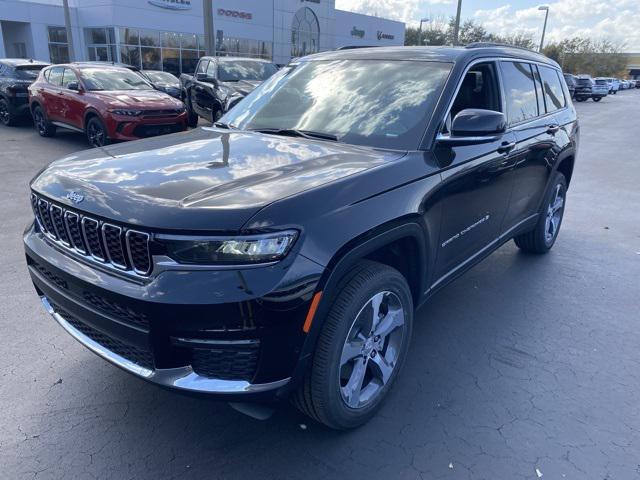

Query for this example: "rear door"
[500,62,562,230]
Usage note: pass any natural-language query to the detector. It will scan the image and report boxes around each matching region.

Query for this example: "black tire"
[0,98,17,126]
[514,172,567,254]
[85,116,109,147]
[292,260,414,430]
[593,96,602,102]
[574,97,584,102]
[186,96,199,128]
[32,105,56,137]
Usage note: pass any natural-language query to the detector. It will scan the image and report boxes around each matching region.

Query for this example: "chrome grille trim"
[49,204,71,247]
[31,193,153,277]
[125,230,152,275]
[101,223,128,270]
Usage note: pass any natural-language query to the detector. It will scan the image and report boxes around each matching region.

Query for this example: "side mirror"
[67,81,81,91]
[450,108,506,138]
[196,72,217,86]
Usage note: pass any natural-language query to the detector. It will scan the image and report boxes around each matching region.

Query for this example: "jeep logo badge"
[66,191,84,204]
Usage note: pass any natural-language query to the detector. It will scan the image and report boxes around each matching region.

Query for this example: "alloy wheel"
[339,291,405,409]
[87,121,105,147]
[545,183,565,243]
[0,101,10,125]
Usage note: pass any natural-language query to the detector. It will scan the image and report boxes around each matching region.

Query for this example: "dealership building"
[0,0,405,73]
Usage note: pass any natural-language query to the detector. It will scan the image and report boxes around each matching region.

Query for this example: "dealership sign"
[217,9,253,20]
[148,0,191,10]
[351,27,365,38]
[377,31,395,40]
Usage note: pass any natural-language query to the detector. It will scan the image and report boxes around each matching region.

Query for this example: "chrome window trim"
[101,223,128,270]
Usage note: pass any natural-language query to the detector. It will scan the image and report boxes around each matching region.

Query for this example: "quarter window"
[539,66,566,112]
[500,61,539,124]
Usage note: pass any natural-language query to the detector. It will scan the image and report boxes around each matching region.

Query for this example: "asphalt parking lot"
[1,91,639,480]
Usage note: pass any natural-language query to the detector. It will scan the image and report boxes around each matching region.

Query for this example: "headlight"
[159,231,298,265]
[109,109,143,116]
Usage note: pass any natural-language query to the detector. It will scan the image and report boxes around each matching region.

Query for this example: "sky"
[335,0,640,51]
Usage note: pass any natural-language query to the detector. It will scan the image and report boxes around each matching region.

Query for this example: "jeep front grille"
[31,193,152,276]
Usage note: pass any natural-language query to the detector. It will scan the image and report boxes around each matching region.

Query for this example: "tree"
[543,37,628,77]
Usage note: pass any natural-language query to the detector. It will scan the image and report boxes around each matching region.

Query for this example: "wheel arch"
[82,108,101,129]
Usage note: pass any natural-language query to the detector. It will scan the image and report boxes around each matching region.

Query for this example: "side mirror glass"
[196,72,217,85]
[67,81,80,91]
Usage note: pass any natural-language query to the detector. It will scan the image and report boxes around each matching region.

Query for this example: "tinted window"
[501,62,539,124]
[217,61,277,82]
[576,78,592,86]
[539,66,566,112]
[47,67,64,86]
[196,59,209,74]
[144,71,178,84]
[223,60,452,150]
[61,68,79,89]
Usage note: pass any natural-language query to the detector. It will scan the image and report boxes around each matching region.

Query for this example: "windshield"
[576,78,592,86]
[595,80,607,85]
[222,59,452,150]
[217,61,277,82]
[80,68,153,91]
[144,71,178,84]
[15,65,46,79]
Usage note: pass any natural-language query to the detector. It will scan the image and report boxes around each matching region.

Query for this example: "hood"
[220,79,262,97]
[90,90,183,109]
[31,127,404,231]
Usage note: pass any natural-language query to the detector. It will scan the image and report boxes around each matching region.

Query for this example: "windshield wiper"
[249,128,338,142]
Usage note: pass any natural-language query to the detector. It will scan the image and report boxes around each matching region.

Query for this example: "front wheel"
[514,172,567,254]
[293,261,413,429]
[85,116,109,147]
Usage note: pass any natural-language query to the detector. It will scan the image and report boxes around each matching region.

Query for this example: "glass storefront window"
[291,7,319,57]
[85,28,117,62]
[181,34,197,50]
[141,47,162,70]
[139,29,160,47]
[120,45,140,67]
[48,26,69,63]
[120,28,139,46]
[181,49,199,74]
[162,48,180,75]
[162,32,180,49]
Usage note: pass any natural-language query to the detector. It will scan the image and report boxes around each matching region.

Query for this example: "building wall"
[1,0,405,65]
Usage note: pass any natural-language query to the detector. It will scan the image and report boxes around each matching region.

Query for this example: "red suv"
[29,63,188,147]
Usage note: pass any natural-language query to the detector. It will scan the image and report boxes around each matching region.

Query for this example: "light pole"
[538,5,549,52]
[418,18,430,45]
[203,0,215,56]
[453,0,463,45]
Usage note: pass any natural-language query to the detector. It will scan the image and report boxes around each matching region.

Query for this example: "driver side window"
[443,62,501,134]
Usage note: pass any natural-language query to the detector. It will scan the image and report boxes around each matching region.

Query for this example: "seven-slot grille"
[31,192,152,276]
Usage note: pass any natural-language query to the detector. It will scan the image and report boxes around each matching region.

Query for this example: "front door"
[431,61,517,284]
[58,68,85,129]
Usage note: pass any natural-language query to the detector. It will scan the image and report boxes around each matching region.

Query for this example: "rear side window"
[47,67,64,86]
[539,66,566,112]
[500,61,538,124]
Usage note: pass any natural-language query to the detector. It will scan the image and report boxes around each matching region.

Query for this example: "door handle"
[546,124,560,134]
[497,141,516,154]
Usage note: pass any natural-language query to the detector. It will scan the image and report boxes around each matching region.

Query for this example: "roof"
[1,58,50,67]
[200,56,274,64]
[71,61,140,71]
[300,45,560,69]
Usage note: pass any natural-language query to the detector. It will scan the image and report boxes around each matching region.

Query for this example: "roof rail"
[465,42,536,53]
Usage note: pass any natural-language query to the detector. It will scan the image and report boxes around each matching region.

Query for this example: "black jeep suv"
[0,58,49,126]
[24,46,578,429]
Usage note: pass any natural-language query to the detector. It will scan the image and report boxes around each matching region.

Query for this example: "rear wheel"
[0,98,16,126]
[32,105,56,137]
[593,96,602,102]
[514,172,567,254]
[86,116,109,147]
[293,261,413,429]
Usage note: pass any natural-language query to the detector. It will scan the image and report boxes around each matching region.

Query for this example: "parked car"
[595,77,619,94]
[628,80,637,88]
[25,45,578,429]
[619,79,629,90]
[591,79,609,101]
[28,63,187,147]
[180,56,278,127]
[563,73,576,99]
[574,76,594,101]
[0,58,49,126]
[140,70,181,99]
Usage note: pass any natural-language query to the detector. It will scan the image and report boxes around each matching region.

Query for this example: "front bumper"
[25,223,323,399]
[105,112,189,141]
